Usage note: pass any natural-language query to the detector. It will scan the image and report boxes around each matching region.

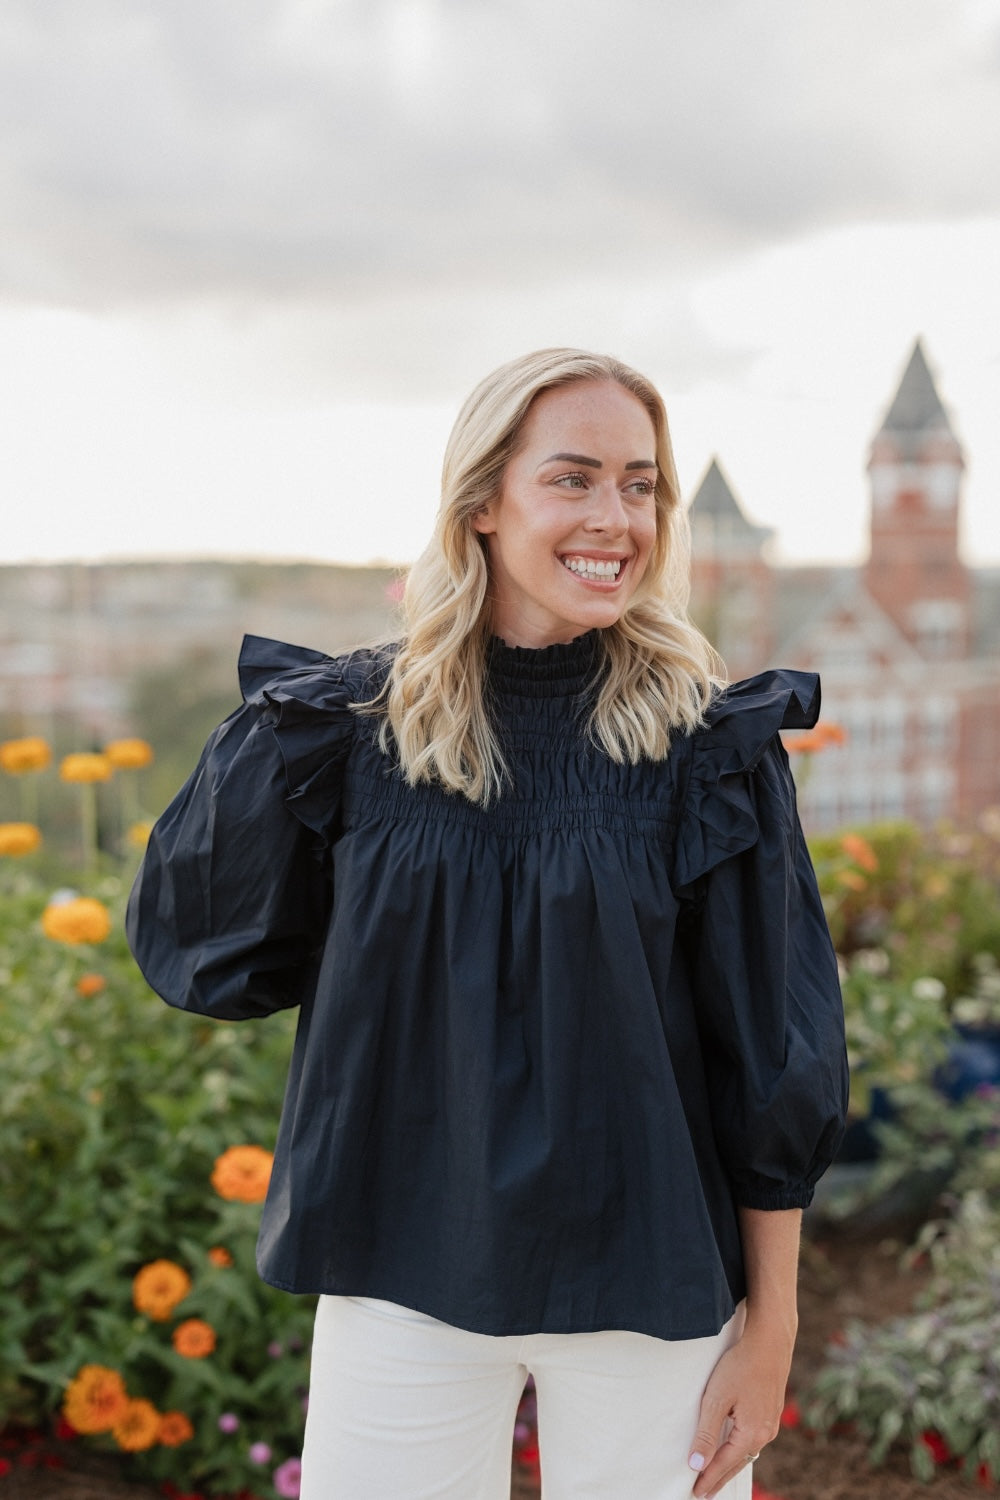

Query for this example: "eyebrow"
[543,452,657,471]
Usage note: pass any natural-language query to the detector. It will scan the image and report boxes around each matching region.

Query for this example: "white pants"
[300,1295,752,1500]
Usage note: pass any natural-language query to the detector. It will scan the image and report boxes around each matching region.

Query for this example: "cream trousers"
[300,1294,752,1500]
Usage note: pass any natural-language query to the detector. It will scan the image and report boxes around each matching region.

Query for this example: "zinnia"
[158,1411,194,1447]
[63,1365,128,1434]
[211,1145,274,1203]
[0,736,51,773]
[840,832,879,874]
[0,822,42,856]
[132,1260,192,1321]
[113,1398,161,1452]
[104,738,155,769]
[42,896,112,945]
[172,1319,216,1359]
[59,752,113,784]
[273,1457,302,1498]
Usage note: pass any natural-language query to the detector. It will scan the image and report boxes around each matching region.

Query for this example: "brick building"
[689,340,1000,830]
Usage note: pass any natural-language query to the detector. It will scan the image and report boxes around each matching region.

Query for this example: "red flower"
[919,1430,951,1465]
[0,1458,11,1477]
[977,1463,996,1489]
[779,1398,801,1428]
[53,1416,77,1441]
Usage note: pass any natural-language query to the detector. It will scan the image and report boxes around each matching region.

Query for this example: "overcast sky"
[2,0,999,568]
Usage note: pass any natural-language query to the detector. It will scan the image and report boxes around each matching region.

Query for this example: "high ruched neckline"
[485,630,601,698]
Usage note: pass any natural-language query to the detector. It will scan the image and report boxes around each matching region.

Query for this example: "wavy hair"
[376,348,724,803]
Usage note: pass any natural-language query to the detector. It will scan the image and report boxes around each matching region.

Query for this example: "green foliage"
[805,1192,1000,1484]
[0,871,311,1497]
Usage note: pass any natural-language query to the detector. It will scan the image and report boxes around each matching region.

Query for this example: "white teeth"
[562,557,622,580]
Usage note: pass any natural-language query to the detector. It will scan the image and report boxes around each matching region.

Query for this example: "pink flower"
[273,1457,302,1497]
[249,1442,272,1465]
[218,1413,240,1433]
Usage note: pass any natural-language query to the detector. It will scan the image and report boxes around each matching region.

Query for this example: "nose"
[583,480,629,536]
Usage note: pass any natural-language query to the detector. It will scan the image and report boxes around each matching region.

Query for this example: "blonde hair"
[377,348,724,804]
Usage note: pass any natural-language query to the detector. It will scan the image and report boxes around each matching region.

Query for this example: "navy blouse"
[126,631,848,1341]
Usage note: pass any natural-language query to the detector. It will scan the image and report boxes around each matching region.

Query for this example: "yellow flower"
[132,1259,192,1321]
[104,737,154,770]
[59,752,113,784]
[211,1145,274,1203]
[42,896,112,945]
[172,1318,216,1359]
[0,736,51,774]
[0,822,42,856]
[63,1365,128,1434]
[112,1397,161,1452]
[157,1410,194,1447]
[127,820,154,849]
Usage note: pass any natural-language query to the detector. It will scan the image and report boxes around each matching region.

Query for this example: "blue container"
[934,1023,1000,1101]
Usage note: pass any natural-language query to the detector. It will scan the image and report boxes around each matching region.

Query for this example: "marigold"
[42,896,112,945]
[132,1259,192,1321]
[840,832,879,873]
[104,737,155,770]
[63,1365,128,1434]
[211,1145,274,1203]
[127,820,154,849]
[113,1398,161,1452]
[76,972,107,997]
[172,1319,216,1359]
[0,822,42,856]
[157,1410,194,1447]
[59,752,113,784]
[0,736,51,773]
[207,1245,234,1267]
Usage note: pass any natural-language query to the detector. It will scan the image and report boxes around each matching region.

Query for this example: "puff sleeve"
[126,636,355,1021]
[675,670,849,1209]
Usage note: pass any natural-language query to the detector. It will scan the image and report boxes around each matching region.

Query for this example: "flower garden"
[1,732,1000,1498]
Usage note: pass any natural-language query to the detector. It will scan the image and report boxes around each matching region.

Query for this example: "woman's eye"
[627,478,655,497]
[555,472,589,489]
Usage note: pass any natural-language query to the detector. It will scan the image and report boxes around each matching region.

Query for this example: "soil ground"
[2,1232,993,1499]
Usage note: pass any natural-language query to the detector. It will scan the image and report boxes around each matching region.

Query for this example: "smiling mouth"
[560,556,624,580]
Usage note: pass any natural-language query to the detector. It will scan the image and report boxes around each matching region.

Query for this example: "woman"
[127,349,848,1500]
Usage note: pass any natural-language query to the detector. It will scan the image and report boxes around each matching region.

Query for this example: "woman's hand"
[687,1322,792,1497]
[688,1205,802,1497]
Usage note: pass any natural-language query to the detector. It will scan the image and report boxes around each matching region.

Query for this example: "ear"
[471,502,496,536]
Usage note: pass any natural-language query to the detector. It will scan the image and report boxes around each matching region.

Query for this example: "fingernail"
[688,1452,706,1471]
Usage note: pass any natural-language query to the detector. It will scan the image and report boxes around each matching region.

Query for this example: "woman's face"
[473,379,658,649]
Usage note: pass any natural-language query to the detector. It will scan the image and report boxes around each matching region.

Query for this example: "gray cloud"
[1,0,999,311]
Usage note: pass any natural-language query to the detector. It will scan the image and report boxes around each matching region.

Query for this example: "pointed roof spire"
[878,339,955,438]
[688,457,773,553]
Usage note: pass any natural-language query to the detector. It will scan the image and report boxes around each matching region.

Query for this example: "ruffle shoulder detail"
[674,669,820,893]
[238,634,388,839]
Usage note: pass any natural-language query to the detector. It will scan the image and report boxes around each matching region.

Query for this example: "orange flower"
[211,1145,274,1203]
[840,832,879,873]
[172,1319,216,1359]
[112,1398,161,1452]
[208,1246,234,1267]
[63,1365,128,1434]
[104,738,154,770]
[132,1260,192,1321]
[0,822,42,856]
[157,1410,194,1447]
[783,722,848,754]
[836,869,867,892]
[76,972,107,997]
[42,896,112,945]
[0,736,51,774]
[59,752,113,784]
